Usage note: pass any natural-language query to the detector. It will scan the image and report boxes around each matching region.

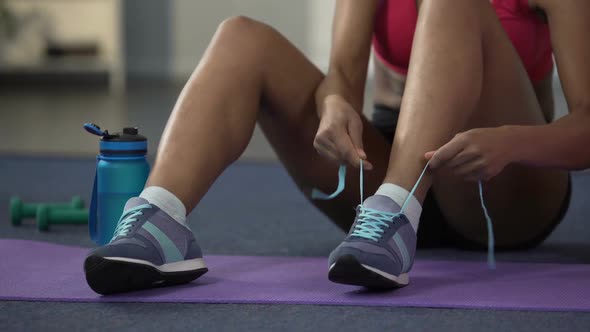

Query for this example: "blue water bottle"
[84,123,150,245]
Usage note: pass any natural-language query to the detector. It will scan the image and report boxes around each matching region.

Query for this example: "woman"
[84,0,590,294]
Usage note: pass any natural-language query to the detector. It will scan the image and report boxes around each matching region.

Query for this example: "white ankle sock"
[139,186,187,226]
[375,183,422,232]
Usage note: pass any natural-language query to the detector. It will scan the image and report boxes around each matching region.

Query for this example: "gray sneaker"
[84,198,208,295]
[328,195,416,289]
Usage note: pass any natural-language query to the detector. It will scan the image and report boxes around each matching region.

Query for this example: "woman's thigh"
[233,17,392,231]
[413,0,570,248]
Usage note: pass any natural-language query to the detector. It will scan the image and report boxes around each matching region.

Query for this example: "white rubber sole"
[328,262,409,285]
[359,264,409,285]
[328,255,410,289]
[103,256,207,273]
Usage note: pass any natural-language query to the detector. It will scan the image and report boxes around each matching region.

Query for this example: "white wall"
[172,0,314,78]
[306,0,336,71]
[4,0,336,80]
[123,0,171,79]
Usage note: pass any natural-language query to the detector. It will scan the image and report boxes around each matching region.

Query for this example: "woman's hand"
[425,127,515,181]
[314,94,373,170]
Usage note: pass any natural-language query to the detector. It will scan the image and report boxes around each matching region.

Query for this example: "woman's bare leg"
[147,17,391,228]
[385,0,569,248]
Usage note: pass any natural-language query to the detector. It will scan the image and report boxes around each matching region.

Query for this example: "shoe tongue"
[362,195,402,213]
[124,197,150,211]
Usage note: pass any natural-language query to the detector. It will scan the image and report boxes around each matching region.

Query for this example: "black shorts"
[372,104,571,250]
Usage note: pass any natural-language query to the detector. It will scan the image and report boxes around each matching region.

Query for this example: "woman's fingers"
[314,128,372,169]
[347,117,373,170]
[313,137,340,162]
[425,151,436,160]
[360,158,374,170]
[453,159,485,179]
[333,132,362,168]
[347,117,366,159]
[315,96,372,169]
[314,127,356,166]
[445,150,479,168]
[428,135,468,169]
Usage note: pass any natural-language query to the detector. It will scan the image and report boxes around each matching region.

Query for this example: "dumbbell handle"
[10,196,84,226]
[44,209,89,224]
[21,202,80,216]
[37,205,89,231]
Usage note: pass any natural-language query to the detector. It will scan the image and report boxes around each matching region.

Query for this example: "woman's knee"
[210,16,282,70]
[417,0,488,23]
[216,16,278,48]
[419,0,486,10]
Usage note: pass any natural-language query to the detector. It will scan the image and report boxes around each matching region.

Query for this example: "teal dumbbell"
[36,205,89,231]
[10,196,84,226]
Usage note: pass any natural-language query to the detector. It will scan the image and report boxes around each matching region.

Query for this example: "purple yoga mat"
[1,239,589,311]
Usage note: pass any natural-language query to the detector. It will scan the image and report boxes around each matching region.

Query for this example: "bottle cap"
[84,123,148,156]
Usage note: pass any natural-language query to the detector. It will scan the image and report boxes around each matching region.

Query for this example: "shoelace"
[352,207,401,241]
[312,160,496,269]
[110,203,152,242]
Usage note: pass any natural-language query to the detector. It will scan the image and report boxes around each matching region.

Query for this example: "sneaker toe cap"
[88,240,164,266]
[329,242,403,277]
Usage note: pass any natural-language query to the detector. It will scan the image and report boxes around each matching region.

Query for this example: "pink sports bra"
[373,0,553,82]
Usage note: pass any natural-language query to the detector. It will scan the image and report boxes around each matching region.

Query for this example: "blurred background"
[0,0,570,159]
[0,0,341,160]
[1,3,589,330]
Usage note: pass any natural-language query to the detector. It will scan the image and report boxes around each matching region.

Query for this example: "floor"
[2,157,590,331]
[0,80,275,160]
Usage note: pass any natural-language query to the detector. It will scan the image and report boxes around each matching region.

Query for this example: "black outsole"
[328,254,408,289]
[84,255,208,295]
